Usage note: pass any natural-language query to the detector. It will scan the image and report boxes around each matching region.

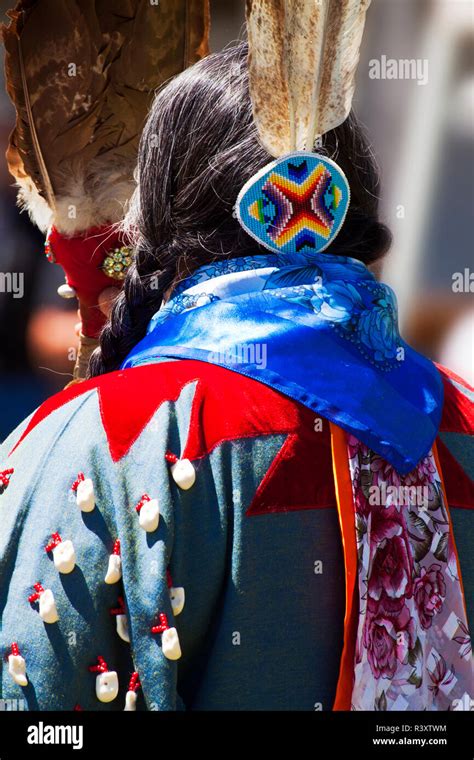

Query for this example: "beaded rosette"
[235,152,350,256]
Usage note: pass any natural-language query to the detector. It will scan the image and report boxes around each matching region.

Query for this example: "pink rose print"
[368,534,412,601]
[347,434,369,462]
[413,563,446,629]
[370,456,402,489]
[404,455,437,486]
[364,597,416,679]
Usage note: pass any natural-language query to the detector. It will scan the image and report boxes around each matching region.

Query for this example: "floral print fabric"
[347,436,473,710]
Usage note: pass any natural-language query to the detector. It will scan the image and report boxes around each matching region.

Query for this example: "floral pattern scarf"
[346,437,472,710]
[124,250,443,474]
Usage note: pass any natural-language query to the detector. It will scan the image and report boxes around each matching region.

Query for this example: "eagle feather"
[2,0,210,234]
[245,0,371,157]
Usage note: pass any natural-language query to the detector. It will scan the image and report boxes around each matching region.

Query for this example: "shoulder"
[2,359,310,467]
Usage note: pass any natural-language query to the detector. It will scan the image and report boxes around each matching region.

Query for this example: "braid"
[88,261,171,377]
[88,42,391,377]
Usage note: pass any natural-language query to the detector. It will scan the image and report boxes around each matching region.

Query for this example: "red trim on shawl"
[9,360,335,513]
[10,361,294,461]
[10,360,472,512]
[436,363,473,434]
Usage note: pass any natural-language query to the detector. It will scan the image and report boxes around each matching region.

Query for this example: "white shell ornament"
[46,534,76,574]
[162,627,182,660]
[72,473,95,512]
[166,452,196,490]
[39,589,59,624]
[8,644,27,686]
[96,671,119,703]
[29,584,59,624]
[110,596,130,643]
[105,540,122,584]
[166,570,185,616]
[135,494,159,533]
[169,586,185,617]
[89,657,118,703]
[124,690,137,711]
[53,541,76,574]
[116,614,130,644]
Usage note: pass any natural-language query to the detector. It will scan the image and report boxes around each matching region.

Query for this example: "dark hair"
[88,42,391,377]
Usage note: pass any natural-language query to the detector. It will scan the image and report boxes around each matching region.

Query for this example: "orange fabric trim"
[330,423,359,711]
[432,440,469,623]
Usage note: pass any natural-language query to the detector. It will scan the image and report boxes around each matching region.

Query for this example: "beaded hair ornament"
[235,0,371,255]
[236,152,350,255]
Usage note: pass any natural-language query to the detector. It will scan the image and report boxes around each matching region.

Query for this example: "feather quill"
[245,0,371,157]
[2,0,210,234]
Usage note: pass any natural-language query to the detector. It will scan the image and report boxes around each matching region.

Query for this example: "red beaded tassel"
[150,612,170,634]
[151,613,182,661]
[0,468,14,492]
[28,583,45,603]
[88,656,109,674]
[45,533,62,552]
[124,671,141,711]
[71,472,85,491]
[135,493,151,513]
[10,642,20,658]
[110,597,126,617]
[128,672,141,693]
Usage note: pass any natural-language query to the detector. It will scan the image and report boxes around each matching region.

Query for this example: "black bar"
[0,709,471,758]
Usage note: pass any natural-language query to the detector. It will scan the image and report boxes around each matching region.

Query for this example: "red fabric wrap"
[9,360,473,512]
[47,225,124,337]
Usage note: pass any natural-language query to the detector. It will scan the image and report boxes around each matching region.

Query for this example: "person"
[0,44,472,712]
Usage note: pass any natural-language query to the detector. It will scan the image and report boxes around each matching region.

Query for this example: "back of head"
[89,42,391,377]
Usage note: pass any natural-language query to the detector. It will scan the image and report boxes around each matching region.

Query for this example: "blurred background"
[0,0,472,440]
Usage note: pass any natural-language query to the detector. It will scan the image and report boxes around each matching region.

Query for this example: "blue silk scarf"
[122,251,443,474]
